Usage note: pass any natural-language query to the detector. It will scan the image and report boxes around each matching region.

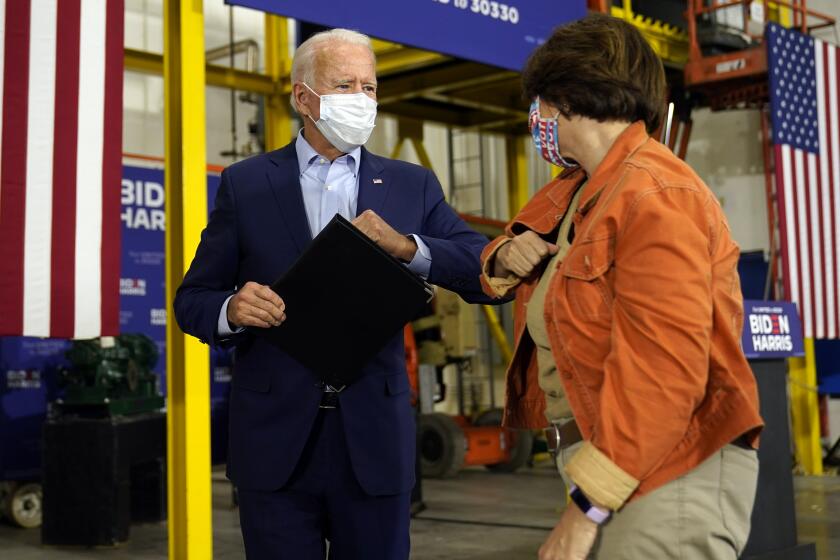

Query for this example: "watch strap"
[569,484,611,525]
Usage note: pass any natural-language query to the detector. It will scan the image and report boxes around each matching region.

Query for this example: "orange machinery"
[405,313,532,479]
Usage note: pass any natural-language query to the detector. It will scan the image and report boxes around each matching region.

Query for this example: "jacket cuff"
[480,238,520,297]
[564,441,639,511]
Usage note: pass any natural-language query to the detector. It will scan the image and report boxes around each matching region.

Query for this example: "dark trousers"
[238,408,411,560]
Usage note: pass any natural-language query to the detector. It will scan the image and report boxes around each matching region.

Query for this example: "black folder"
[258,214,434,385]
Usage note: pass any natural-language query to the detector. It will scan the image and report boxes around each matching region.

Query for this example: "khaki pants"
[556,442,759,559]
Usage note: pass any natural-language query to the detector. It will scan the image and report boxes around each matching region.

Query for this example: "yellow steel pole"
[788,337,823,475]
[264,14,293,151]
[410,138,434,170]
[621,0,634,21]
[393,118,434,169]
[164,1,212,558]
[390,137,407,161]
[505,135,528,218]
[482,305,513,365]
[392,120,514,367]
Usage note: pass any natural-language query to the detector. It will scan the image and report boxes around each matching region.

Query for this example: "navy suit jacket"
[173,142,493,496]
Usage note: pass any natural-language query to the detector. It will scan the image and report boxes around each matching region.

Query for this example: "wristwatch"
[569,484,611,525]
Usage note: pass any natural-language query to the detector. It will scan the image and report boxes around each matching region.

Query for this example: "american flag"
[0,0,123,338]
[768,22,840,340]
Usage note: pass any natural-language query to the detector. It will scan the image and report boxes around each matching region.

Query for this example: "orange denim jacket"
[481,122,763,510]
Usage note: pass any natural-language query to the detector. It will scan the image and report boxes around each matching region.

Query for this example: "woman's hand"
[494,231,559,278]
[538,502,599,560]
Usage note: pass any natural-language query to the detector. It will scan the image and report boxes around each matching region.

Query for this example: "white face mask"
[303,83,377,153]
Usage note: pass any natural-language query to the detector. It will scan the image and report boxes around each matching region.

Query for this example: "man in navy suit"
[174,28,494,560]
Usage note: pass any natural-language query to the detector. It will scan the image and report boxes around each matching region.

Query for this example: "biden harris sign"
[741,300,805,359]
[226,0,586,71]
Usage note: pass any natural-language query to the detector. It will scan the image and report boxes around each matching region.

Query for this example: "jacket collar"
[356,147,388,216]
[266,142,311,254]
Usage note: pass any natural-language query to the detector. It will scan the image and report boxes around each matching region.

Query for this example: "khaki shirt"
[525,186,583,423]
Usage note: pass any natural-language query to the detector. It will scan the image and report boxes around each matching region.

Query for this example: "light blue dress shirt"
[218,133,432,336]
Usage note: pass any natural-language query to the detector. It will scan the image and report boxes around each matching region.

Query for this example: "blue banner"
[0,165,232,479]
[226,0,587,71]
[119,165,228,393]
[741,300,805,359]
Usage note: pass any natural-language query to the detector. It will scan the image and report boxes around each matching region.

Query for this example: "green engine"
[58,334,164,417]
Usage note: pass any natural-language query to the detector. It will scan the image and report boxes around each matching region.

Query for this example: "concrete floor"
[1,465,838,559]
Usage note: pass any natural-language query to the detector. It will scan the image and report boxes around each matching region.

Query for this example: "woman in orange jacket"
[481,14,763,560]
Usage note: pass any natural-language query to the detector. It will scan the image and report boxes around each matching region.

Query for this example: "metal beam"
[125,44,447,96]
[422,92,525,118]
[264,15,293,150]
[125,47,525,131]
[505,135,529,218]
[482,306,513,365]
[373,43,450,77]
[377,62,516,105]
[126,47,283,95]
[163,1,212,558]
[789,338,824,475]
[443,78,525,108]
[379,100,471,127]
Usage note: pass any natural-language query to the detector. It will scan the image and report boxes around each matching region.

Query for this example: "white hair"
[289,28,376,113]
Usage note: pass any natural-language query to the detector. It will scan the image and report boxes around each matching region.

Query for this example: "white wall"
[685,108,769,252]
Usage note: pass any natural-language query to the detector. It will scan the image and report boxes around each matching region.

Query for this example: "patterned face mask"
[528,98,579,169]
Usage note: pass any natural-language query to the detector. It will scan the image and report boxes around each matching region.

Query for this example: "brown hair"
[522,14,666,133]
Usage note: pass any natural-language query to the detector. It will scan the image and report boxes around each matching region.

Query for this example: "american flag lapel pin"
[373,178,383,184]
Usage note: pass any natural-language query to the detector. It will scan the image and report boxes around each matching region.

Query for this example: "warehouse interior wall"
[124,0,528,215]
[123,0,521,413]
[122,0,840,416]
[685,108,769,252]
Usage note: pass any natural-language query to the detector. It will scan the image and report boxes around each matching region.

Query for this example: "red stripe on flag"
[0,1,31,336]
[825,41,839,339]
[817,153,829,338]
[803,153,817,337]
[833,44,840,338]
[50,0,81,338]
[100,0,124,335]
[790,150,806,330]
[775,144,793,304]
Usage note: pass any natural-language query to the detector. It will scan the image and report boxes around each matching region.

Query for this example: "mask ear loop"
[300,82,321,123]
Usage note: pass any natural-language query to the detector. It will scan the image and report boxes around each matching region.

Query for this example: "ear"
[293,83,310,116]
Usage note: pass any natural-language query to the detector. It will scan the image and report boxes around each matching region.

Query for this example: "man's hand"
[538,502,599,560]
[494,231,559,278]
[227,281,286,329]
[352,210,417,262]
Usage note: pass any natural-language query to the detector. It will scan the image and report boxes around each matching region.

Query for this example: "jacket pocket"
[561,236,615,320]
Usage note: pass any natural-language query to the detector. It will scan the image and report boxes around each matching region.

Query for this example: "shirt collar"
[295,131,361,177]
